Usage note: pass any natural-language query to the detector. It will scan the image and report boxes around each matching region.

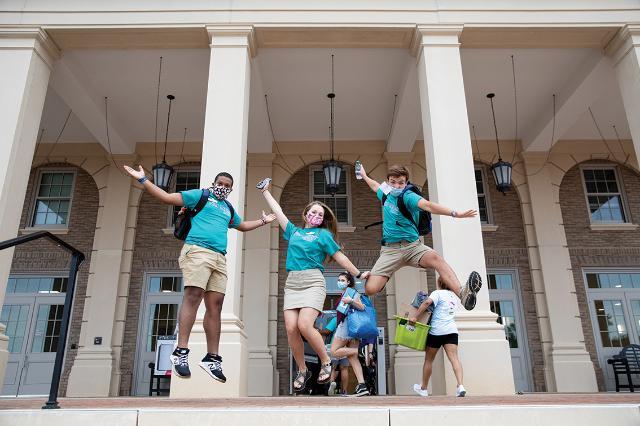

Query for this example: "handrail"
[0,230,85,409]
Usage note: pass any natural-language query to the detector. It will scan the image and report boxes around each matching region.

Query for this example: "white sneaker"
[456,385,467,397]
[413,384,429,397]
[328,381,337,395]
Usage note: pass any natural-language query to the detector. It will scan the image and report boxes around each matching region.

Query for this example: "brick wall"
[560,160,640,391]
[9,163,98,395]
[276,162,386,394]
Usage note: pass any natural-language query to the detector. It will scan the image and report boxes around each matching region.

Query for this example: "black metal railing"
[0,231,85,409]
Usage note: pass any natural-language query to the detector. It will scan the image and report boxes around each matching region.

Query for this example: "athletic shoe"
[413,383,429,397]
[456,384,467,397]
[354,382,370,397]
[199,353,227,383]
[169,347,191,378]
[328,381,337,396]
[460,271,483,310]
[256,177,272,190]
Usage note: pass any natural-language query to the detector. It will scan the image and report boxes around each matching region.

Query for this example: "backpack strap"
[397,183,419,230]
[192,188,210,216]
[223,199,236,226]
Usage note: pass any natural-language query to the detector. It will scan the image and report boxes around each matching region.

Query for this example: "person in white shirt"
[409,276,467,397]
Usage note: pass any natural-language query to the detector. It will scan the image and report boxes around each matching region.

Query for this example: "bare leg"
[177,286,204,348]
[421,347,439,389]
[297,308,331,365]
[443,344,464,386]
[284,309,306,371]
[332,336,358,359]
[419,251,462,296]
[202,291,224,354]
[346,339,365,383]
[365,275,390,296]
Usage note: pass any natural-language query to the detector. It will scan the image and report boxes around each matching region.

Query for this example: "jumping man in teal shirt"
[124,165,276,383]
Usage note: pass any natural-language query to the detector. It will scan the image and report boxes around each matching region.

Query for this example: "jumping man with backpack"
[358,164,482,310]
[123,165,276,383]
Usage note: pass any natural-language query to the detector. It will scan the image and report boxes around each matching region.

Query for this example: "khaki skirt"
[284,269,326,312]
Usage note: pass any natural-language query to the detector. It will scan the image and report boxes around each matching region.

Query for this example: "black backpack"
[365,182,432,236]
[173,189,236,240]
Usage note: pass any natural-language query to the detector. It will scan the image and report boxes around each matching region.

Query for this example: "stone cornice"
[605,24,640,66]
[410,24,463,57]
[206,24,257,58]
[0,27,61,68]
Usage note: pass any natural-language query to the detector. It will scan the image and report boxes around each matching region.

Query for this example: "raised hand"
[256,177,272,192]
[262,210,276,224]
[123,165,146,180]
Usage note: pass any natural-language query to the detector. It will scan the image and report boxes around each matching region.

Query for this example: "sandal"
[293,369,312,393]
[317,362,332,384]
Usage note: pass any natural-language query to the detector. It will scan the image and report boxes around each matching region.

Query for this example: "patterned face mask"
[212,185,232,200]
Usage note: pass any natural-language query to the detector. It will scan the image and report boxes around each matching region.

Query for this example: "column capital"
[605,24,640,66]
[206,24,257,58]
[0,27,61,69]
[410,25,463,57]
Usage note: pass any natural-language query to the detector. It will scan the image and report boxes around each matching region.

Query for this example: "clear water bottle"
[355,160,363,180]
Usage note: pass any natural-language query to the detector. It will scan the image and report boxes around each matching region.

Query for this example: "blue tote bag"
[346,295,378,339]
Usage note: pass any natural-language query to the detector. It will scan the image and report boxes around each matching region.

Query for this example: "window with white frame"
[581,167,627,224]
[31,171,75,227]
[168,169,201,226]
[310,166,350,224]
[475,167,491,224]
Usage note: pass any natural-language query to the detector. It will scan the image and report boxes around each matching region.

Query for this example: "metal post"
[43,252,84,409]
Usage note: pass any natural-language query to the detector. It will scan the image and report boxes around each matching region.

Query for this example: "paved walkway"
[1,393,639,410]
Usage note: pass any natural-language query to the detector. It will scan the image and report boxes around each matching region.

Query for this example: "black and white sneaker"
[353,382,370,397]
[460,271,482,311]
[169,347,191,378]
[199,353,227,383]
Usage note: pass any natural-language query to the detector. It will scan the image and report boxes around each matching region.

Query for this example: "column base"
[170,316,248,398]
[455,311,516,396]
[66,349,115,397]
[550,345,598,392]
[247,348,274,396]
[393,347,427,395]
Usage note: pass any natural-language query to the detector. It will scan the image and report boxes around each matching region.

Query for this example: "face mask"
[306,213,323,226]
[337,281,347,290]
[390,188,403,197]
[212,185,232,200]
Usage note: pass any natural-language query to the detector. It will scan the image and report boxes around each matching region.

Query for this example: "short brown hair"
[387,165,410,180]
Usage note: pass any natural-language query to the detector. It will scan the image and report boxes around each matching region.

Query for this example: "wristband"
[260,218,266,226]
[356,272,362,279]
[138,176,148,184]
[451,210,457,218]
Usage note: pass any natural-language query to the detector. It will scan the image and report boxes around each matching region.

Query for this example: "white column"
[66,161,135,396]
[415,26,514,395]
[522,153,598,392]
[170,26,254,398]
[243,153,275,396]
[609,25,640,165]
[0,28,58,386]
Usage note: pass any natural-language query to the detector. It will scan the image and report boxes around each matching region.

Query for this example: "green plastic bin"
[394,315,430,351]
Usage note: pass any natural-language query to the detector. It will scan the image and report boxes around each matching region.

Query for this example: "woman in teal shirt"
[257,178,369,393]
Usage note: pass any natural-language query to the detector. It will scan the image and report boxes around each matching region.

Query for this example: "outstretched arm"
[417,198,476,219]
[258,181,290,231]
[123,165,184,206]
[331,251,370,280]
[235,211,277,232]
[358,163,381,193]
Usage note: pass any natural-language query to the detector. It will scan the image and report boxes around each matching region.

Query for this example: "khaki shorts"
[178,243,227,294]
[371,239,433,278]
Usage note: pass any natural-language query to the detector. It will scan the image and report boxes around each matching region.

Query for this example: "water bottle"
[355,160,363,180]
